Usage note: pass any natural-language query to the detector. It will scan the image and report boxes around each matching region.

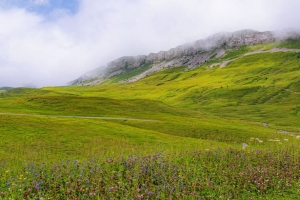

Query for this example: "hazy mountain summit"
[71,29,299,85]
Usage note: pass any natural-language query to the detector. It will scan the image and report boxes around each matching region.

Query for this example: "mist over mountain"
[71,29,300,86]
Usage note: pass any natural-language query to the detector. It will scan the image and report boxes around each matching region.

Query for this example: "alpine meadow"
[1,30,300,199]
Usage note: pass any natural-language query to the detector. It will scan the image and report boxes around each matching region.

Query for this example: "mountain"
[71,29,299,86]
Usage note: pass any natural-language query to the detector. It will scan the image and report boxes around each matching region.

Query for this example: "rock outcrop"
[145,30,274,64]
[106,55,147,75]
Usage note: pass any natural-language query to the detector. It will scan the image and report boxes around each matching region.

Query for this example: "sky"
[0,0,300,87]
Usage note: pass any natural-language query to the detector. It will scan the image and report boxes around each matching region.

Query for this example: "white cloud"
[0,0,300,87]
[30,0,49,6]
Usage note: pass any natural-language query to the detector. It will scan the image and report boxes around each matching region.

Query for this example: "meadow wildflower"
[0,149,300,199]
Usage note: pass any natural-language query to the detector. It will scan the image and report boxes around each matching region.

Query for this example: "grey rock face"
[106,55,147,73]
[144,30,274,64]
[226,30,275,47]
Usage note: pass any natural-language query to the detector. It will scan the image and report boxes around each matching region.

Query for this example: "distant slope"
[73,29,300,85]
[0,87,13,94]
[0,87,13,90]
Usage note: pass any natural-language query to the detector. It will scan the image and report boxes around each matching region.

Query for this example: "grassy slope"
[1,41,300,164]
[48,44,299,138]
[0,88,234,164]
[1,114,230,164]
[46,51,300,131]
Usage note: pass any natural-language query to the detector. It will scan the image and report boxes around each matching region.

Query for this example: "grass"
[277,37,300,49]
[0,113,234,163]
[1,40,300,198]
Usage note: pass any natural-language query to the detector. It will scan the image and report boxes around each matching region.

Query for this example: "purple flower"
[148,191,154,196]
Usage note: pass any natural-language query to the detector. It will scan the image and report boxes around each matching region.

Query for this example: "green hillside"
[46,45,300,132]
[1,41,300,160]
[1,40,300,198]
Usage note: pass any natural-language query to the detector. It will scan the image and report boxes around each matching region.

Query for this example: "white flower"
[268,139,280,142]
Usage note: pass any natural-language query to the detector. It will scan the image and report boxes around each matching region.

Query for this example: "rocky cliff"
[71,29,277,85]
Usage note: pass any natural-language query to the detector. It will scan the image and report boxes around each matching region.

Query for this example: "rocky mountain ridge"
[71,29,297,85]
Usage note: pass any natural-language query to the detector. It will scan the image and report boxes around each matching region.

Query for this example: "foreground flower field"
[1,148,299,199]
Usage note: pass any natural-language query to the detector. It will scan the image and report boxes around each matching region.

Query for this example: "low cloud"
[30,0,49,6]
[0,0,300,87]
